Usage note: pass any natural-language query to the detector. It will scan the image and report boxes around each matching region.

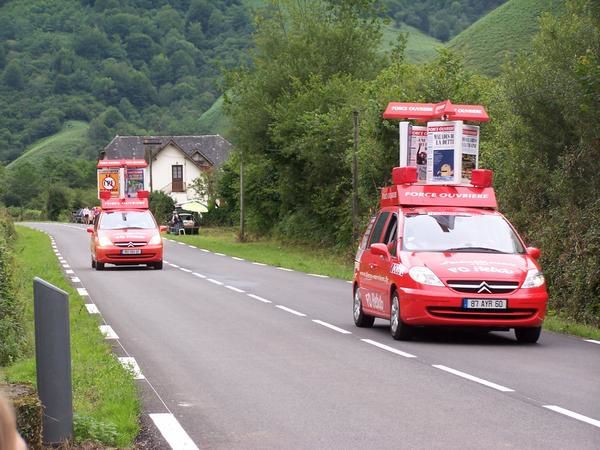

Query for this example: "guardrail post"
[33,277,73,445]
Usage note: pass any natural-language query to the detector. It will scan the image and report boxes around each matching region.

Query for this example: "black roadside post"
[33,277,73,445]
[352,110,359,244]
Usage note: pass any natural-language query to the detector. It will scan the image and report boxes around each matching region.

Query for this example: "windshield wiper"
[443,247,506,253]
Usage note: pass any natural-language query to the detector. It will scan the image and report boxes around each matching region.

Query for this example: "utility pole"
[352,110,359,244]
[143,138,161,192]
[240,152,245,242]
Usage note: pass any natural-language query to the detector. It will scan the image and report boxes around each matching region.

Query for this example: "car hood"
[401,251,537,282]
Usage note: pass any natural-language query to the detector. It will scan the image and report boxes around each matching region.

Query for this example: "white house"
[100,135,232,205]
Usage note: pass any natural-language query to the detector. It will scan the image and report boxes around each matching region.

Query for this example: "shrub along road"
[24,222,600,449]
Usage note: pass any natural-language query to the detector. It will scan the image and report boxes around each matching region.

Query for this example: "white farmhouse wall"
[151,144,203,204]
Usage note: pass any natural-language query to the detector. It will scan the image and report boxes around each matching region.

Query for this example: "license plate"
[462,298,507,309]
[121,249,142,255]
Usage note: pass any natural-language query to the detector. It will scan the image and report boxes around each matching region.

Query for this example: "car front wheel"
[95,261,105,271]
[353,287,374,328]
[515,326,541,344]
[390,290,412,341]
[153,261,163,270]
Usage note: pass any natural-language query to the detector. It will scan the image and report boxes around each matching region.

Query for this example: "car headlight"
[148,234,162,245]
[522,269,545,288]
[409,266,444,287]
[98,235,112,247]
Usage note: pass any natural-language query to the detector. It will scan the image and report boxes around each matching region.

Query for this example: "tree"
[149,191,175,225]
[2,61,24,90]
[46,186,70,220]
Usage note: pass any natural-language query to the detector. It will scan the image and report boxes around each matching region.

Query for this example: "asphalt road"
[25,222,600,449]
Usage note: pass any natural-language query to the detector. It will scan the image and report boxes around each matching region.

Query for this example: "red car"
[353,168,548,343]
[87,193,167,270]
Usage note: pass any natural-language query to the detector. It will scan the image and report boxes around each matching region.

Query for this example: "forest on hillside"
[0,0,252,163]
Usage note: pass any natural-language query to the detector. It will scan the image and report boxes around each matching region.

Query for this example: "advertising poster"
[461,125,479,183]
[125,168,145,197]
[98,169,120,198]
[399,122,427,181]
[427,121,462,184]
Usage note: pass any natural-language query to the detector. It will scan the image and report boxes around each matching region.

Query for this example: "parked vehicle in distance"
[72,209,85,223]
[353,168,548,343]
[87,192,167,270]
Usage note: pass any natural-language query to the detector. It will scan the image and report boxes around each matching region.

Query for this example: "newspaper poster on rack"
[399,122,428,181]
[461,124,479,183]
[426,121,462,184]
[125,168,145,198]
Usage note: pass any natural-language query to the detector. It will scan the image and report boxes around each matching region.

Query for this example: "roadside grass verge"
[2,225,139,447]
[168,227,600,341]
[168,227,354,280]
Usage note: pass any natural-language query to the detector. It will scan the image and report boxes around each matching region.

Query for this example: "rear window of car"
[99,210,156,230]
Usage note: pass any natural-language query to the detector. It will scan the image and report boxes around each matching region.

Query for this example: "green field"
[449,0,564,76]
[7,121,90,170]
[197,95,232,139]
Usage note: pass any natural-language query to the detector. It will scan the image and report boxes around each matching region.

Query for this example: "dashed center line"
[361,339,417,358]
[277,267,293,272]
[188,245,197,248]
[180,268,192,273]
[543,405,600,428]
[207,278,223,286]
[225,285,245,293]
[312,320,351,334]
[192,272,206,279]
[85,304,99,314]
[71,277,81,283]
[275,305,306,317]
[232,257,244,261]
[99,325,119,339]
[150,414,199,450]
[170,263,180,268]
[77,288,89,296]
[215,252,226,256]
[252,262,267,266]
[433,365,514,392]
[65,269,74,274]
[247,294,271,303]
[200,249,210,252]
[177,242,185,245]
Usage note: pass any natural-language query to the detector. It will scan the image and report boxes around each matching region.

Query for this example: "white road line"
[177,242,185,245]
[312,320,351,334]
[361,339,417,358]
[232,257,244,261]
[65,269,74,274]
[433,365,514,392]
[170,263,180,268]
[346,281,353,284]
[99,325,119,339]
[163,260,170,264]
[584,339,600,345]
[62,264,70,268]
[71,277,81,283]
[118,357,145,380]
[225,285,245,293]
[275,305,306,317]
[215,252,226,256]
[59,258,66,262]
[150,413,198,450]
[308,273,329,278]
[180,268,192,273]
[192,272,206,279]
[543,405,600,428]
[252,262,267,266]
[77,288,89,296]
[207,278,223,286]
[188,245,196,248]
[200,249,210,252]
[247,294,271,303]
[277,267,293,272]
[85,304,99,314]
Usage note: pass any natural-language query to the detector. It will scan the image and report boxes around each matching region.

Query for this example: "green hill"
[449,0,564,76]
[382,23,442,63]
[7,121,90,170]
[197,96,232,140]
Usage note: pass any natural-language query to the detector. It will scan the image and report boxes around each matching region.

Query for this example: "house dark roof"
[101,135,232,168]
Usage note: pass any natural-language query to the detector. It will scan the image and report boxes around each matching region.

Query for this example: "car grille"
[446,280,519,294]
[427,307,537,320]
[114,241,147,247]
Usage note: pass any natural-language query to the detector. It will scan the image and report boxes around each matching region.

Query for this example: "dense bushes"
[0,208,24,365]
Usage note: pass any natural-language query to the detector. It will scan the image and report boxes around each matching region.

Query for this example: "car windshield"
[99,210,156,230]
[403,213,525,254]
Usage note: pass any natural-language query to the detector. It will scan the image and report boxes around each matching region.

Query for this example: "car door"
[373,212,399,315]
[359,211,390,316]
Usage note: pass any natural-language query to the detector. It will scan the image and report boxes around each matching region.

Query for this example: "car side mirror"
[526,247,541,260]
[86,227,93,233]
[370,243,390,259]
[159,225,168,233]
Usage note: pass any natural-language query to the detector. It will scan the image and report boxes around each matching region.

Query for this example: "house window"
[172,165,184,192]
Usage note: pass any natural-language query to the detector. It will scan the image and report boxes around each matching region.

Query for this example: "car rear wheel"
[390,290,412,340]
[153,261,163,270]
[95,261,105,271]
[91,258,96,269]
[514,326,541,344]
[353,287,374,328]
